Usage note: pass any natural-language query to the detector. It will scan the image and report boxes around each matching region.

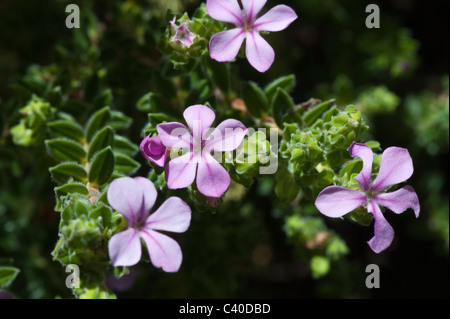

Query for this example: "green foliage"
[10,96,56,146]
[0,266,20,289]
[279,104,369,202]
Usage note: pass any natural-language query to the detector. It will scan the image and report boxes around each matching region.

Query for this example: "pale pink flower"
[315,142,420,253]
[207,0,297,72]
[108,177,191,272]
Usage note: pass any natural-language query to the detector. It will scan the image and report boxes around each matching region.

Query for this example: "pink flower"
[157,104,247,198]
[314,142,420,253]
[108,177,191,272]
[207,0,298,72]
[169,18,197,49]
[140,135,168,167]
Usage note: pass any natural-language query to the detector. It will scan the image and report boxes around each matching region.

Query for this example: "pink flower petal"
[196,153,230,198]
[314,186,367,218]
[367,201,395,253]
[134,177,158,217]
[371,146,414,192]
[145,196,192,233]
[165,152,197,189]
[209,28,246,62]
[245,31,275,73]
[204,119,247,152]
[348,142,374,191]
[157,122,192,150]
[374,185,420,218]
[108,228,141,267]
[242,0,267,25]
[107,177,144,226]
[183,105,216,141]
[253,4,298,32]
[140,229,183,272]
[206,0,244,26]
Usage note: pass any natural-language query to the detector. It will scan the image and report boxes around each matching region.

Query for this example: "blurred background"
[0,0,448,298]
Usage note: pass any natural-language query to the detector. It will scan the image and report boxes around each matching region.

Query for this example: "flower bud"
[140,135,168,167]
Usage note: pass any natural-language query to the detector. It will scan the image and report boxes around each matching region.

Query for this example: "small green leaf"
[89,206,112,228]
[137,92,163,112]
[94,88,113,109]
[110,111,132,130]
[47,120,85,142]
[49,162,88,184]
[114,153,140,175]
[0,266,20,288]
[85,106,111,143]
[310,256,330,279]
[148,113,177,126]
[88,127,114,161]
[242,82,269,118]
[54,183,89,197]
[272,88,299,128]
[208,59,230,93]
[348,207,374,226]
[61,205,73,223]
[45,138,86,163]
[265,74,296,103]
[89,147,115,186]
[113,135,139,156]
[366,140,381,151]
[303,99,335,126]
[275,167,299,202]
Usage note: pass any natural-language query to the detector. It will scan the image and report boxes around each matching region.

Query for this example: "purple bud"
[140,135,168,167]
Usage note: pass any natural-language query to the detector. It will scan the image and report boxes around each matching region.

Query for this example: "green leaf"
[148,113,177,126]
[137,92,163,112]
[272,88,299,128]
[94,88,113,109]
[89,147,115,187]
[54,183,89,197]
[110,111,132,130]
[114,153,140,175]
[310,256,330,279]
[208,59,230,93]
[47,120,85,142]
[275,167,299,202]
[89,206,112,228]
[113,135,139,156]
[242,82,269,118]
[303,99,335,126]
[0,266,20,288]
[88,127,114,161]
[45,138,86,163]
[265,74,296,103]
[85,106,111,143]
[49,162,88,184]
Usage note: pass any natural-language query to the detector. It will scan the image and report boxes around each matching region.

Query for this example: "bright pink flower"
[314,142,420,253]
[108,177,191,272]
[157,104,247,198]
[140,135,168,167]
[207,0,297,72]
